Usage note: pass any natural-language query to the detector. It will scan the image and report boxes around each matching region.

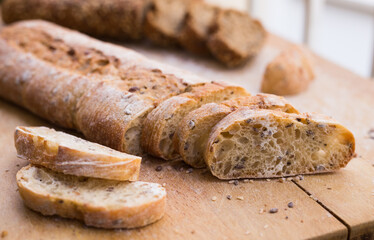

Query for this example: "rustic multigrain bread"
[205,108,355,179]
[177,94,299,168]
[208,9,266,67]
[261,46,315,95]
[2,0,152,41]
[179,2,219,55]
[14,126,141,181]
[0,20,211,155]
[17,165,166,229]
[144,0,198,47]
[141,82,249,160]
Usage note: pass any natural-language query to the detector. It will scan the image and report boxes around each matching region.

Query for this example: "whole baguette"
[0,20,213,154]
[2,0,152,41]
[17,165,166,229]
[15,126,141,181]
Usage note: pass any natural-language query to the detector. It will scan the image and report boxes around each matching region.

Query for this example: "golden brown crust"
[2,0,152,41]
[14,126,141,181]
[205,108,355,179]
[208,10,267,67]
[17,165,166,229]
[261,46,315,96]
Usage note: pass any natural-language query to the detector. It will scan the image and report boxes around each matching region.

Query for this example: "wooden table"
[0,29,374,239]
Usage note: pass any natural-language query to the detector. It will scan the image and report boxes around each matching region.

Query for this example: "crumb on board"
[278,178,285,183]
[162,183,166,187]
[259,208,265,214]
[245,230,250,235]
[287,202,294,208]
[186,168,193,174]
[264,225,269,229]
[236,196,244,200]
[243,179,249,183]
[269,208,278,213]
[226,195,232,200]
[155,166,163,172]
[266,179,270,182]
[228,180,234,184]
[249,180,254,183]
[1,231,8,238]
[233,180,239,185]
[285,216,289,220]
[211,196,217,201]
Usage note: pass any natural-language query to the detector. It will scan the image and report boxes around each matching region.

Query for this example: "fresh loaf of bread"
[17,165,166,228]
[208,9,267,67]
[2,0,152,41]
[14,126,141,181]
[205,108,355,179]
[176,94,299,168]
[0,20,213,155]
[261,46,315,95]
[141,82,249,160]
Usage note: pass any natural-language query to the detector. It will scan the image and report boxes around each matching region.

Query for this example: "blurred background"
[207,0,374,78]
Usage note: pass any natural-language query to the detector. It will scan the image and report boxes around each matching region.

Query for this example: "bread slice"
[16,165,166,229]
[2,0,153,41]
[144,0,198,47]
[141,82,249,160]
[208,9,266,67]
[261,46,315,95]
[204,108,355,179]
[14,126,141,181]
[179,2,219,55]
[177,94,299,168]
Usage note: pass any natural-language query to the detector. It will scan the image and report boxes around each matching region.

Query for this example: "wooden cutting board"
[0,25,374,240]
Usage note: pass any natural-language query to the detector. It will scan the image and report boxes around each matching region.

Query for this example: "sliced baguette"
[205,108,355,179]
[15,126,141,181]
[208,9,266,67]
[177,94,299,168]
[16,165,166,229]
[141,82,249,160]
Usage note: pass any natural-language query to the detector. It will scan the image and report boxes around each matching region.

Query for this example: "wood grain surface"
[1,19,374,240]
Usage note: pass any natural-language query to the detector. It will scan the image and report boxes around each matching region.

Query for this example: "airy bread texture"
[17,165,166,229]
[177,94,299,168]
[142,82,249,160]
[261,46,315,95]
[208,10,266,67]
[205,108,355,179]
[14,126,141,181]
[144,0,199,47]
[0,20,212,155]
[2,0,152,41]
[179,1,219,55]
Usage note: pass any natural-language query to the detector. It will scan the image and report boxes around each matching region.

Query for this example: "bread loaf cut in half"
[2,0,152,41]
[144,0,198,47]
[177,94,299,168]
[179,2,219,55]
[208,10,266,67]
[261,46,315,96]
[17,165,166,229]
[14,126,141,181]
[205,108,355,179]
[142,82,249,160]
[0,20,213,155]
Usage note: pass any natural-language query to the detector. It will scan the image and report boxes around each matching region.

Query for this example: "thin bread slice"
[205,108,355,179]
[16,165,166,229]
[144,0,198,47]
[179,1,219,55]
[208,9,266,67]
[177,94,299,168]
[141,82,249,160]
[15,126,141,181]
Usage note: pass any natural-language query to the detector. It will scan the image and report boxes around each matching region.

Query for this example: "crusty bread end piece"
[177,94,299,168]
[17,165,166,229]
[261,46,315,96]
[205,108,355,179]
[15,126,141,181]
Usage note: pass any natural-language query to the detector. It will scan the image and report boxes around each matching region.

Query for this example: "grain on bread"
[15,126,141,181]
[141,82,249,160]
[208,9,266,67]
[2,0,152,41]
[179,1,219,55]
[205,108,355,179]
[177,94,299,168]
[17,165,166,229]
[261,46,315,95]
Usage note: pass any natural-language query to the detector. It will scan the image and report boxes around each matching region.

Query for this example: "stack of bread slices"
[14,126,166,229]
[2,0,266,67]
[0,20,355,184]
